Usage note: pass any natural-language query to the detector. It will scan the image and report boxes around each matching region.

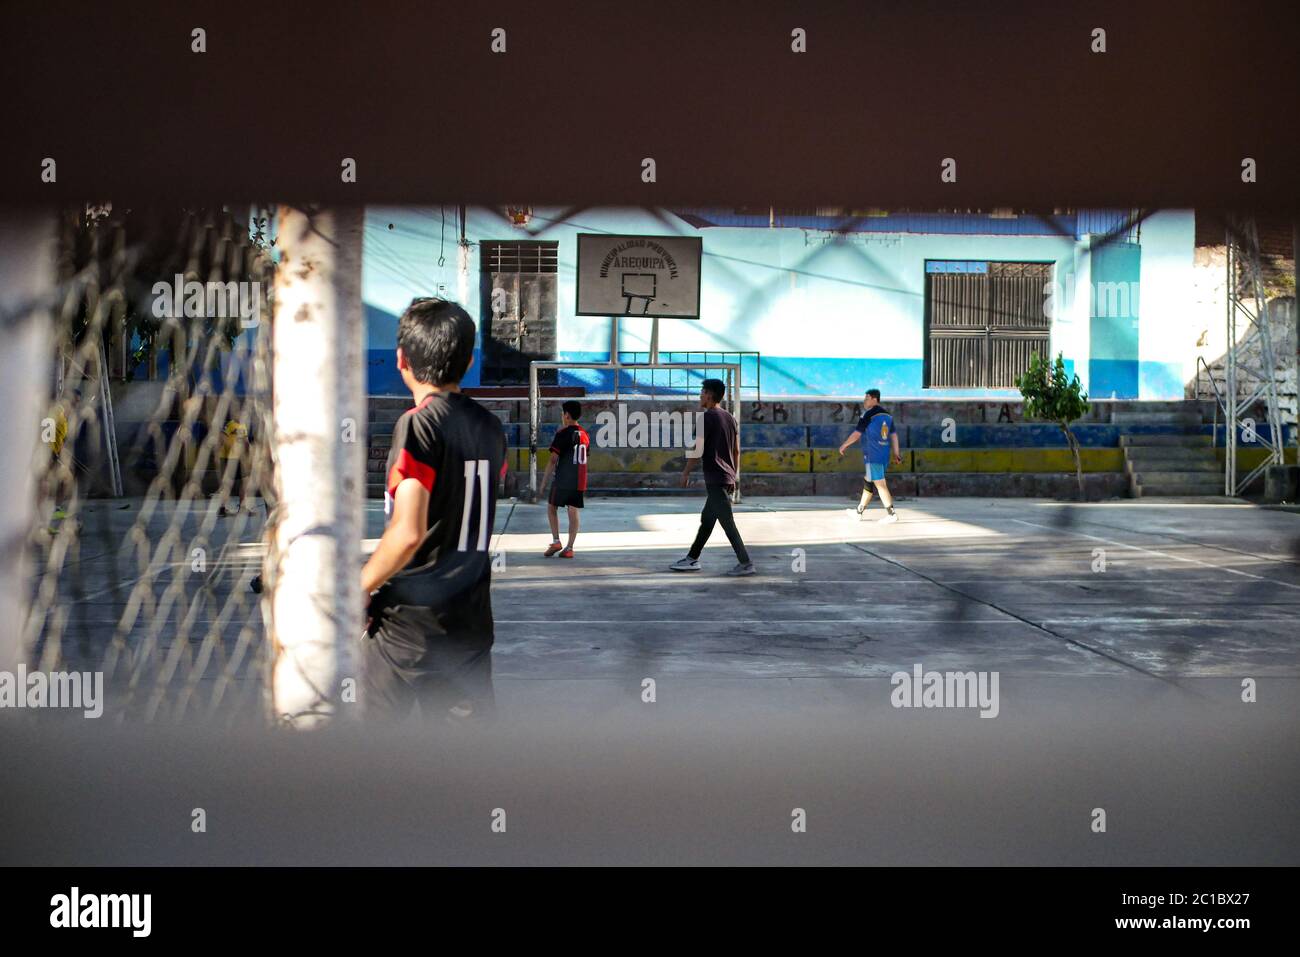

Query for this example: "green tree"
[62,205,274,382]
[1016,352,1091,498]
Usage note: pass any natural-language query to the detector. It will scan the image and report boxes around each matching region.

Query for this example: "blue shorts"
[864,462,887,482]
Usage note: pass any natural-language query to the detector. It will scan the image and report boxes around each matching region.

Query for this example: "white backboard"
[575,233,702,319]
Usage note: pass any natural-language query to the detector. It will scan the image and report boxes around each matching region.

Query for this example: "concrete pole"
[0,213,56,673]
[270,206,365,727]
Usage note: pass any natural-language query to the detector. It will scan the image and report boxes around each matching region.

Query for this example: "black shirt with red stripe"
[373,390,508,644]
[549,424,590,491]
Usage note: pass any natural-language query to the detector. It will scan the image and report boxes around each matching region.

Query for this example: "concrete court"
[487,494,1300,685]
[23,492,1300,720]
[11,495,1300,865]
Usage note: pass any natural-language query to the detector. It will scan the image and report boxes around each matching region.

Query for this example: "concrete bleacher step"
[360,397,1227,500]
[1123,444,1216,459]
[1133,476,1225,497]
[1131,469,1222,484]
[1111,411,1203,427]
[1114,406,1218,497]
[1123,450,1218,471]
[1119,434,1213,447]
[1129,463,1220,479]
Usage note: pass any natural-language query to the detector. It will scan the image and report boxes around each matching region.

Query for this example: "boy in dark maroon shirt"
[671,378,754,576]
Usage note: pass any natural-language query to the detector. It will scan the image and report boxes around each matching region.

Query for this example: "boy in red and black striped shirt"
[540,400,589,558]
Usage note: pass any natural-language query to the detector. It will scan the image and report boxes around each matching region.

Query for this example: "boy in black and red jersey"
[540,399,589,558]
[359,297,508,722]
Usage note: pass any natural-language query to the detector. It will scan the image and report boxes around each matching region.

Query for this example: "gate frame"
[525,355,742,504]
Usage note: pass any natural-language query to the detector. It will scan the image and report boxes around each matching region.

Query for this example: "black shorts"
[549,486,584,509]
[360,609,495,723]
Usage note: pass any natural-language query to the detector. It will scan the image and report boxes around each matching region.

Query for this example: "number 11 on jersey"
[458,458,491,551]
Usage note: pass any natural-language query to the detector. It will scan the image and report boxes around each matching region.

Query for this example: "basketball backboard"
[575,233,702,319]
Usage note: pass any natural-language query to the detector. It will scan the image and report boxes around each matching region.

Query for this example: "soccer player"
[540,399,589,558]
[359,298,508,723]
[838,388,903,523]
[670,378,755,576]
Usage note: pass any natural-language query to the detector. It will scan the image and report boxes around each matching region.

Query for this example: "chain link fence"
[15,206,279,724]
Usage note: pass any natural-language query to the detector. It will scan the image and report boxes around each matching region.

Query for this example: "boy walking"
[671,378,754,576]
[540,400,589,558]
[839,388,903,523]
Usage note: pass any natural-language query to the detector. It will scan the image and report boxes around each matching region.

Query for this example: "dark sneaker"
[726,562,756,576]
[670,556,701,572]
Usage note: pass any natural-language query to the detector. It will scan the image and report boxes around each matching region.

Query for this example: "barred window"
[924,261,1053,389]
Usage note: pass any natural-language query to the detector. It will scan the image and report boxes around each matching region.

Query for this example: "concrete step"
[1132,469,1223,484]
[1119,434,1213,447]
[1111,411,1203,426]
[1122,446,1217,462]
[1126,460,1219,477]
[1104,400,1211,413]
[1134,481,1227,497]
[1128,457,1216,475]
[1132,471,1225,498]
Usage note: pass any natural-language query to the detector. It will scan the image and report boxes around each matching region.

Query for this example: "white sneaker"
[880,511,899,524]
[670,556,701,572]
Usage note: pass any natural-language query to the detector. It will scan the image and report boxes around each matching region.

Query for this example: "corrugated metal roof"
[1075,209,1142,243]
[672,208,1142,241]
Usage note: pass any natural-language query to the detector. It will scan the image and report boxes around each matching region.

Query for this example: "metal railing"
[526,359,742,503]
[1196,356,1223,463]
[615,350,761,401]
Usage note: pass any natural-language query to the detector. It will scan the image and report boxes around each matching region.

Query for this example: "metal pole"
[649,316,660,364]
[1225,230,1235,495]
[96,338,123,497]
[528,361,539,501]
[0,213,56,674]
[269,206,365,728]
[610,316,620,400]
[729,363,742,504]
